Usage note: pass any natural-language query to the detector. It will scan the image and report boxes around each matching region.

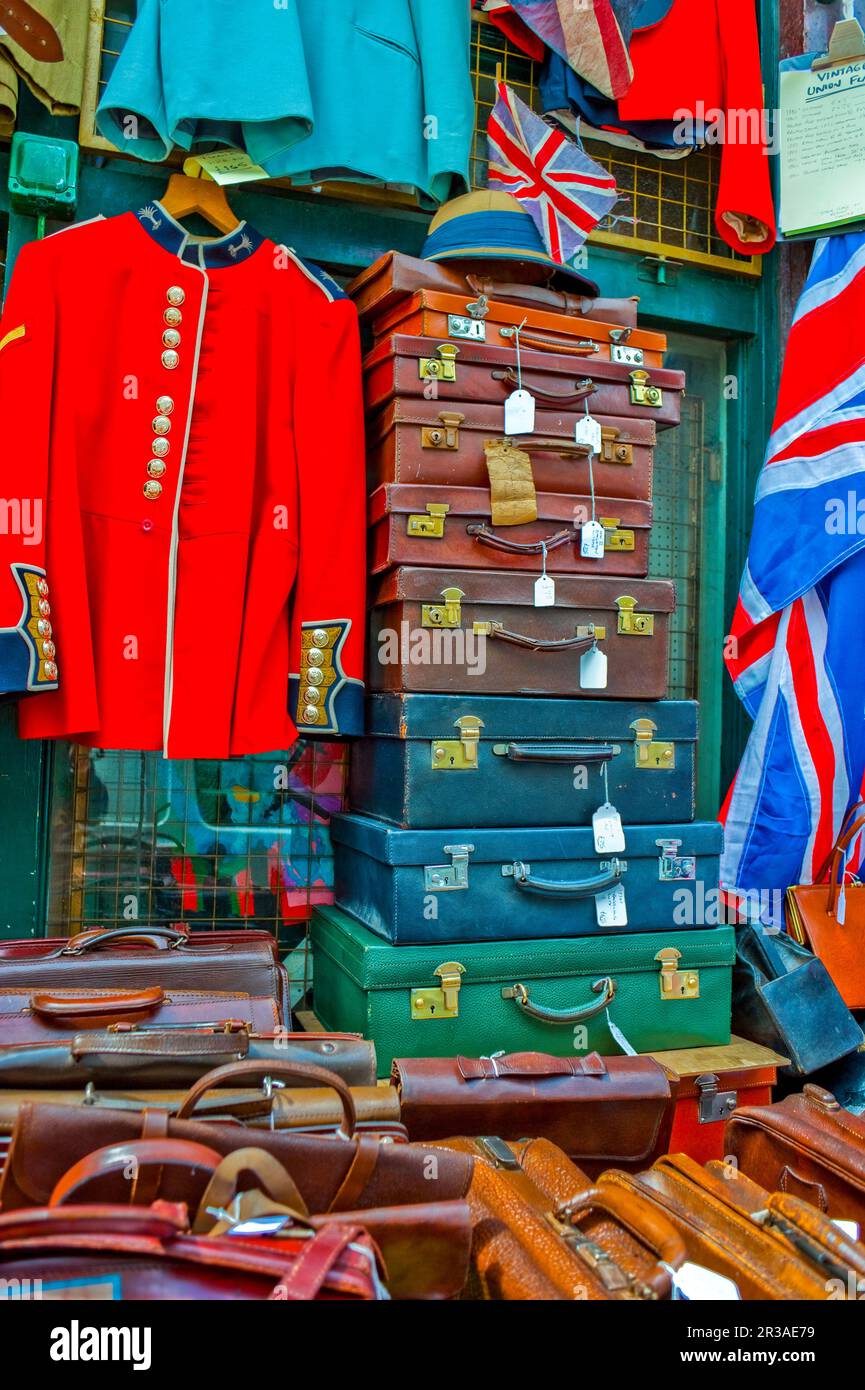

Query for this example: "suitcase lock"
[616,595,654,636]
[419,343,459,382]
[609,328,645,369]
[448,313,486,341]
[422,587,464,628]
[411,961,466,1020]
[407,502,450,537]
[695,1072,738,1124]
[423,844,474,893]
[656,838,696,881]
[431,716,484,770]
[421,412,464,450]
[629,369,664,407]
[600,519,635,552]
[654,947,700,1001]
[630,718,675,770]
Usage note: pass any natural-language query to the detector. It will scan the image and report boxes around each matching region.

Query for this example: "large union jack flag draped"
[722,233,865,898]
[486,82,617,265]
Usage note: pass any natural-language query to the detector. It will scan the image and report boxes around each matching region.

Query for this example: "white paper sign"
[595,882,627,928]
[504,388,536,435]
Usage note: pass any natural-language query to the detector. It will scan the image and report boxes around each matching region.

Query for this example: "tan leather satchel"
[786,800,865,1007]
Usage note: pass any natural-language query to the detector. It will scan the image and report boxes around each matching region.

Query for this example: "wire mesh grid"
[648,395,704,699]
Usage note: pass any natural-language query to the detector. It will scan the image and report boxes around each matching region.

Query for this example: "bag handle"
[499,326,600,357]
[62,927,187,955]
[490,366,597,403]
[31,988,165,1019]
[502,976,616,1025]
[466,274,595,318]
[812,800,865,886]
[466,522,579,556]
[826,808,865,913]
[556,1185,686,1290]
[496,742,617,764]
[176,1059,357,1138]
[49,1137,224,1207]
[503,858,623,898]
[192,1147,310,1233]
[481,624,597,655]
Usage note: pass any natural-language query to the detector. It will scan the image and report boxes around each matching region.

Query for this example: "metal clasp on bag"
[616,595,654,637]
[423,844,474,892]
[431,715,483,770]
[655,947,700,1001]
[407,501,450,536]
[629,368,664,407]
[419,343,459,382]
[410,961,466,1020]
[695,1072,737,1124]
[609,328,644,368]
[630,718,675,771]
[448,313,486,341]
[657,838,696,881]
[600,519,635,552]
[420,412,464,450]
[422,586,464,628]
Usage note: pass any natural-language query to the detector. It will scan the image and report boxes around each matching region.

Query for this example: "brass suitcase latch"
[600,518,635,552]
[422,587,464,628]
[411,961,466,1019]
[407,501,450,538]
[423,844,474,893]
[431,715,484,770]
[616,594,655,636]
[419,343,459,382]
[629,368,664,408]
[655,947,700,1001]
[421,411,464,450]
[630,718,675,771]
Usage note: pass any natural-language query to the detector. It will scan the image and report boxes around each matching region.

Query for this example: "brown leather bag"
[438,1136,685,1300]
[725,1084,865,1223]
[602,1153,865,1299]
[392,1052,672,1176]
[368,567,674,699]
[0,1060,474,1216]
[0,1027,377,1088]
[347,250,639,328]
[0,987,279,1043]
[786,802,865,1008]
[0,926,291,1023]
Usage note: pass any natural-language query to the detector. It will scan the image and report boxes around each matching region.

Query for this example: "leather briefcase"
[330,814,723,944]
[350,694,694,826]
[312,906,736,1072]
[786,801,865,1008]
[364,335,683,431]
[347,249,640,330]
[0,1061,474,1216]
[369,289,667,367]
[725,1084,865,1223]
[368,483,651,578]
[0,987,279,1044]
[366,400,655,501]
[439,1136,684,1299]
[602,1154,865,1299]
[732,923,863,1074]
[0,925,290,1024]
[392,1052,672,1175]
[0,1026,377,1088]
[367,570,675,701]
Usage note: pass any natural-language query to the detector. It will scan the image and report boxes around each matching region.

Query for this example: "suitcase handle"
[62,927,187,955]
[496,742,617,763]
[504,858,623,897]
[491,368,597,404]
[49,1137,224,1207]
[556,1185,686,1292]
[466,523,579,556]
[466,274,597,318]
[481,624,597,655]
[31,988,165,1019]
[498,327,600,358]
[502,976,615,1025]
[176,1059,358,1139]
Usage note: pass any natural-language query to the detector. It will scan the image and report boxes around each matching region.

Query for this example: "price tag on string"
[504,319,536,435]
[580,641,607,689]
[577,403,605,560]
[574,413,602,454]
[593,765,625,854]
[534,541,555,607]
[595,882,627,928]
[581,520,606,560]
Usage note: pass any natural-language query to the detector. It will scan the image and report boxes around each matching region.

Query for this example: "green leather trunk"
[311,906,735,1075]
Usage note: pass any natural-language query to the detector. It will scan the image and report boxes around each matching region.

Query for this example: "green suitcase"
[310,905,735,1075]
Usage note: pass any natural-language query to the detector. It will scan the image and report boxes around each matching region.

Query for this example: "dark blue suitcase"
[331,812,724,945]
[349,693,698,828]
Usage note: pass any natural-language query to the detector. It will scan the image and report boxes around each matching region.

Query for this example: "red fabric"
[485,6,547,61]
[617,0,776,255]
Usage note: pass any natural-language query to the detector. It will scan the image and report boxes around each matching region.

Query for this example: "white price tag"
[834,1219,861,1241]
[534,574,556,607]
[593,802,625,854]
[574,414,602,453]
[581,520,606,560]
[595,882,627,928]
[504,388,536,435]
[580,644,608,689]
[671,1263,741,1301]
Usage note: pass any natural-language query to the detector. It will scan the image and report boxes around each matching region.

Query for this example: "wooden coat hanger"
[159,162,241,235]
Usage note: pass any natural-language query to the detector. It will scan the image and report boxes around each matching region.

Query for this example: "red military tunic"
[0,204,366,756]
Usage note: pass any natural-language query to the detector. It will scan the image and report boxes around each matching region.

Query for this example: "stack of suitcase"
[311,253,736,1075]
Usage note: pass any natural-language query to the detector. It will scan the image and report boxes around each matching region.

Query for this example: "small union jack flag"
[486,83,617,265]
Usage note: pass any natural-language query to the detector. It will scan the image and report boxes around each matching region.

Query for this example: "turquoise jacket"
[97,0,474,206]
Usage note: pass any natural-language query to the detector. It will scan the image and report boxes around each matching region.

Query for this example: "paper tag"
[593,802,625,854]
[504,388,536,435]
[581,520,606,560]
[672,1263,741,1301]
[595,882,627,928]
[605,1009,637,1056]
[834,1219,861,1241]
[534,574,556,607]
[195,149,268,186]
[574,414,603,453]
[580,644,608,689]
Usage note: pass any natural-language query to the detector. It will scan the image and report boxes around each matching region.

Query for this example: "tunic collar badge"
[135,202,264,268]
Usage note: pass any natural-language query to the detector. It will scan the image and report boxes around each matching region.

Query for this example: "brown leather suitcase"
[392,1052,672,1177]
[366,397,656,502]
[370,289,667,367]
[364,334,683,431]
[369,566,673,698]
[347,249,641,330]
[725,1084,865,1223]
[0,986,279,1043]
[0,926,290,1024]
[369,483,651,578]
[602,1154,865,1299]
